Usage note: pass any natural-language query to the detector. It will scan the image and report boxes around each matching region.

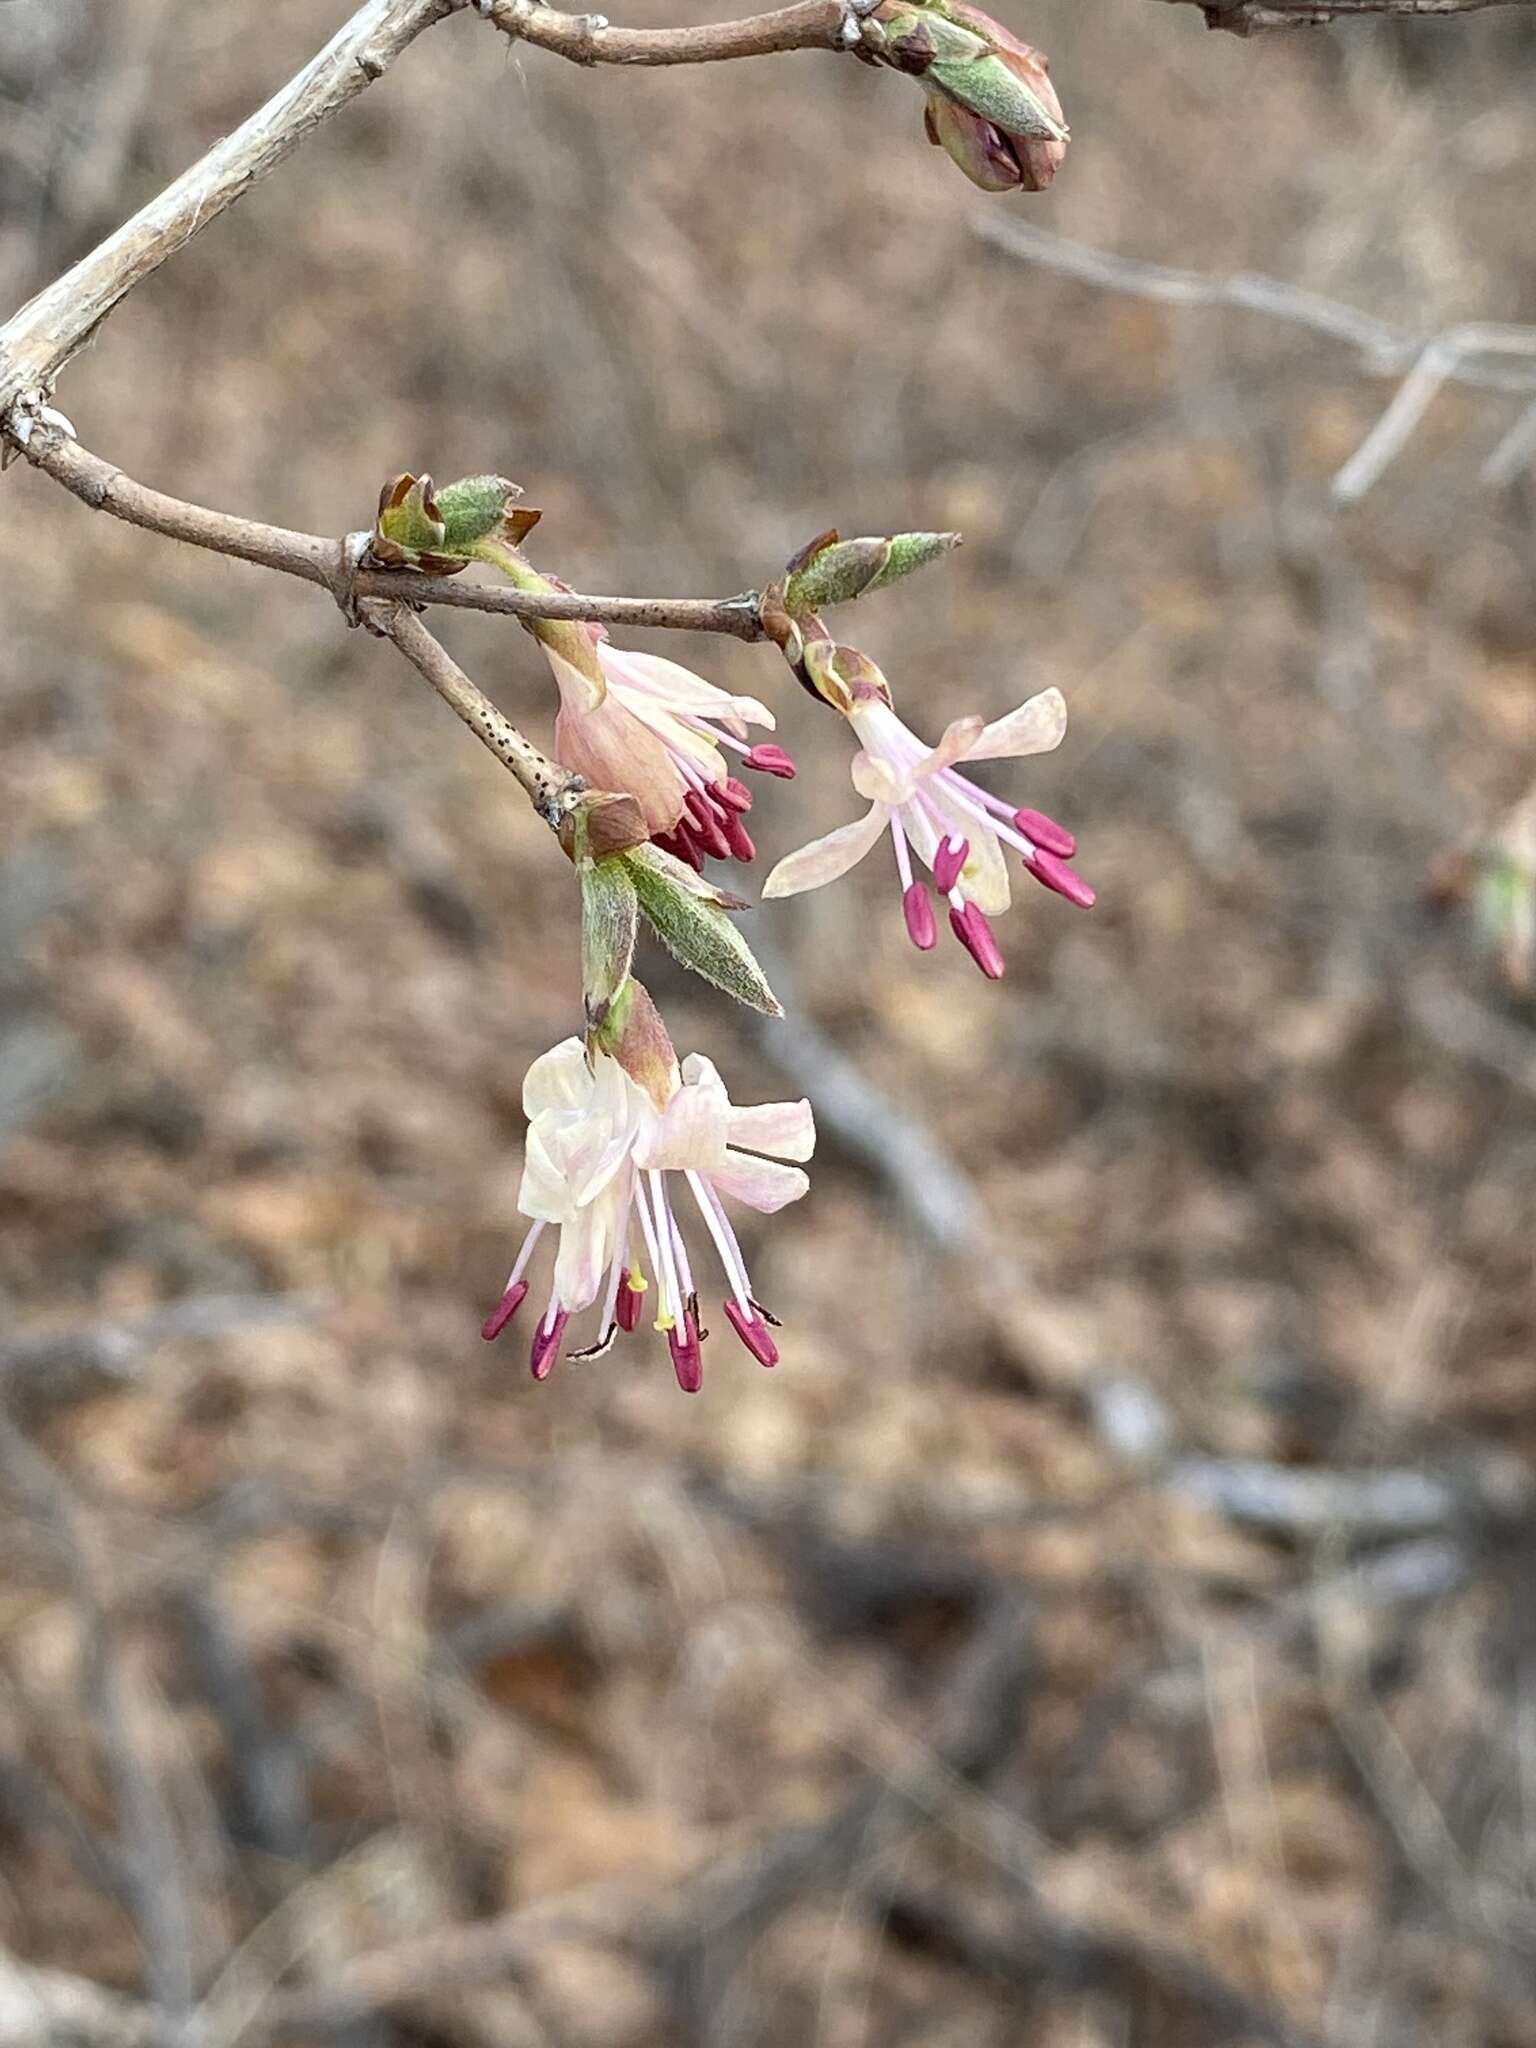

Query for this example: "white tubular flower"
[483,1040,814,1391]
[546,639,795,869]
[763,684,1093,979]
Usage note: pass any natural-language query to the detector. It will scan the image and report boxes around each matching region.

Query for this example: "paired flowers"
[482,1035,814,1392]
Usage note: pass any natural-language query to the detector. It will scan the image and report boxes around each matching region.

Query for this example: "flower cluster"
[371,489,1096,1388]
[482,1036,813,1392]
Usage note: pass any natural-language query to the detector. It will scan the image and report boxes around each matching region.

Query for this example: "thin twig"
[0,0,456,414]
[488,0,855,65]
[1159,0,1536,32]
[2,419,770,638]
[370,603,585,816]
[978,217,1536,497]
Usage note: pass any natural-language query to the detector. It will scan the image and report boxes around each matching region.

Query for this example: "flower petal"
[550,656,687,834]
[726,1097,815,1162]
[902,791,1012,916]
[967,687,1067,761]
[600,646,774,735]
[518,1124,580,1224]
[710,1151,810,1213]
[851,752,912,806]
[637,1060,730,1172]
[762,804,887,899]
[916,714,986,779]
[522,1037,592,1119]
[552,1181,621,1311]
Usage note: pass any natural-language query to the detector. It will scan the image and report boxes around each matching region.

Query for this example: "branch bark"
[3,419,768,638]
[1159,0,1536,31]
[489,0,853,65]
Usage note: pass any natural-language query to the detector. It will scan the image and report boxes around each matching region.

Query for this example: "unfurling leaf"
[623,845,781,1017]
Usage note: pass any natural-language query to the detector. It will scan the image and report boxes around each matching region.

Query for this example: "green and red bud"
[371,471,539,574]
[867,0,1068,194]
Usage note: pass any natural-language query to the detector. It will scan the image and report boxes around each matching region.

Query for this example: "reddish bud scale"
[668,1308,704,1393]
[530,1308,570,1381]
[903,880,938,951]
[1025,848,1095,909]
[724,1297,779,1368]
[932,835,969,895]
[481,1279,529,1342]
[1013,807,1075,859]
[744,744,797,780]
[615,1271,644,1333]
[949,901,1005,979]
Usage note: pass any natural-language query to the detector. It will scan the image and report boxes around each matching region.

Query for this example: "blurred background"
[3,0,1536,2040]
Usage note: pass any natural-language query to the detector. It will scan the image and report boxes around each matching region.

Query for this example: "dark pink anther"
[932,836,969,895]
[718,777,754,814]
[668,1309,704,1393]
[949,901,1005,980]
[481,1278,529,1342]
[723,812,756,864]
[1012,807,1076,859]
[724,1297,779,1368]
[663,823,703,871]
[902,880,937,951]
[529,1308,570,1381]
[615,1270,644,1333]
[743,743,797,780]
[1024,848,1096,909]
[685,791,732,861]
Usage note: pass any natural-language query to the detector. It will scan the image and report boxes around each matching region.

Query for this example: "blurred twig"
[1161,0,1536,29]
[0,0,455,415]
[978,217,1536,498]
[0,1291,325,1416]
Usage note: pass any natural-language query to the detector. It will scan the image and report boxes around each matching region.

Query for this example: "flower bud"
[870,1,1068,194]
[781,529,960,615]
[371,471,540,574]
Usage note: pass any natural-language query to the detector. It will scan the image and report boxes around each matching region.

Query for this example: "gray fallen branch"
[977,216,1536,499]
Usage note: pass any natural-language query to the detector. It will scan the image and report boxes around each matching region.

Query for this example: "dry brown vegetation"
[3,1,1536,2042]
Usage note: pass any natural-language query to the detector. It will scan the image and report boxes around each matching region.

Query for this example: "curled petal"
[599,646,775,736]
[762,804,887,900]
[517,1124,580,1225]
[710,1152,810,1214]
[915,714,986,780]
[726,1097,815,1163]
[522,1037,592,1120]
[968,686,1067,762]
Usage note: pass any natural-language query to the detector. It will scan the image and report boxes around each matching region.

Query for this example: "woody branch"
[1159,0,1536,32]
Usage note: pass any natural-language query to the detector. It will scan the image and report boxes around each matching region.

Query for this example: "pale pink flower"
[546,639,794,868]
[482,1038,814,1391]
[762,685,1092,977]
